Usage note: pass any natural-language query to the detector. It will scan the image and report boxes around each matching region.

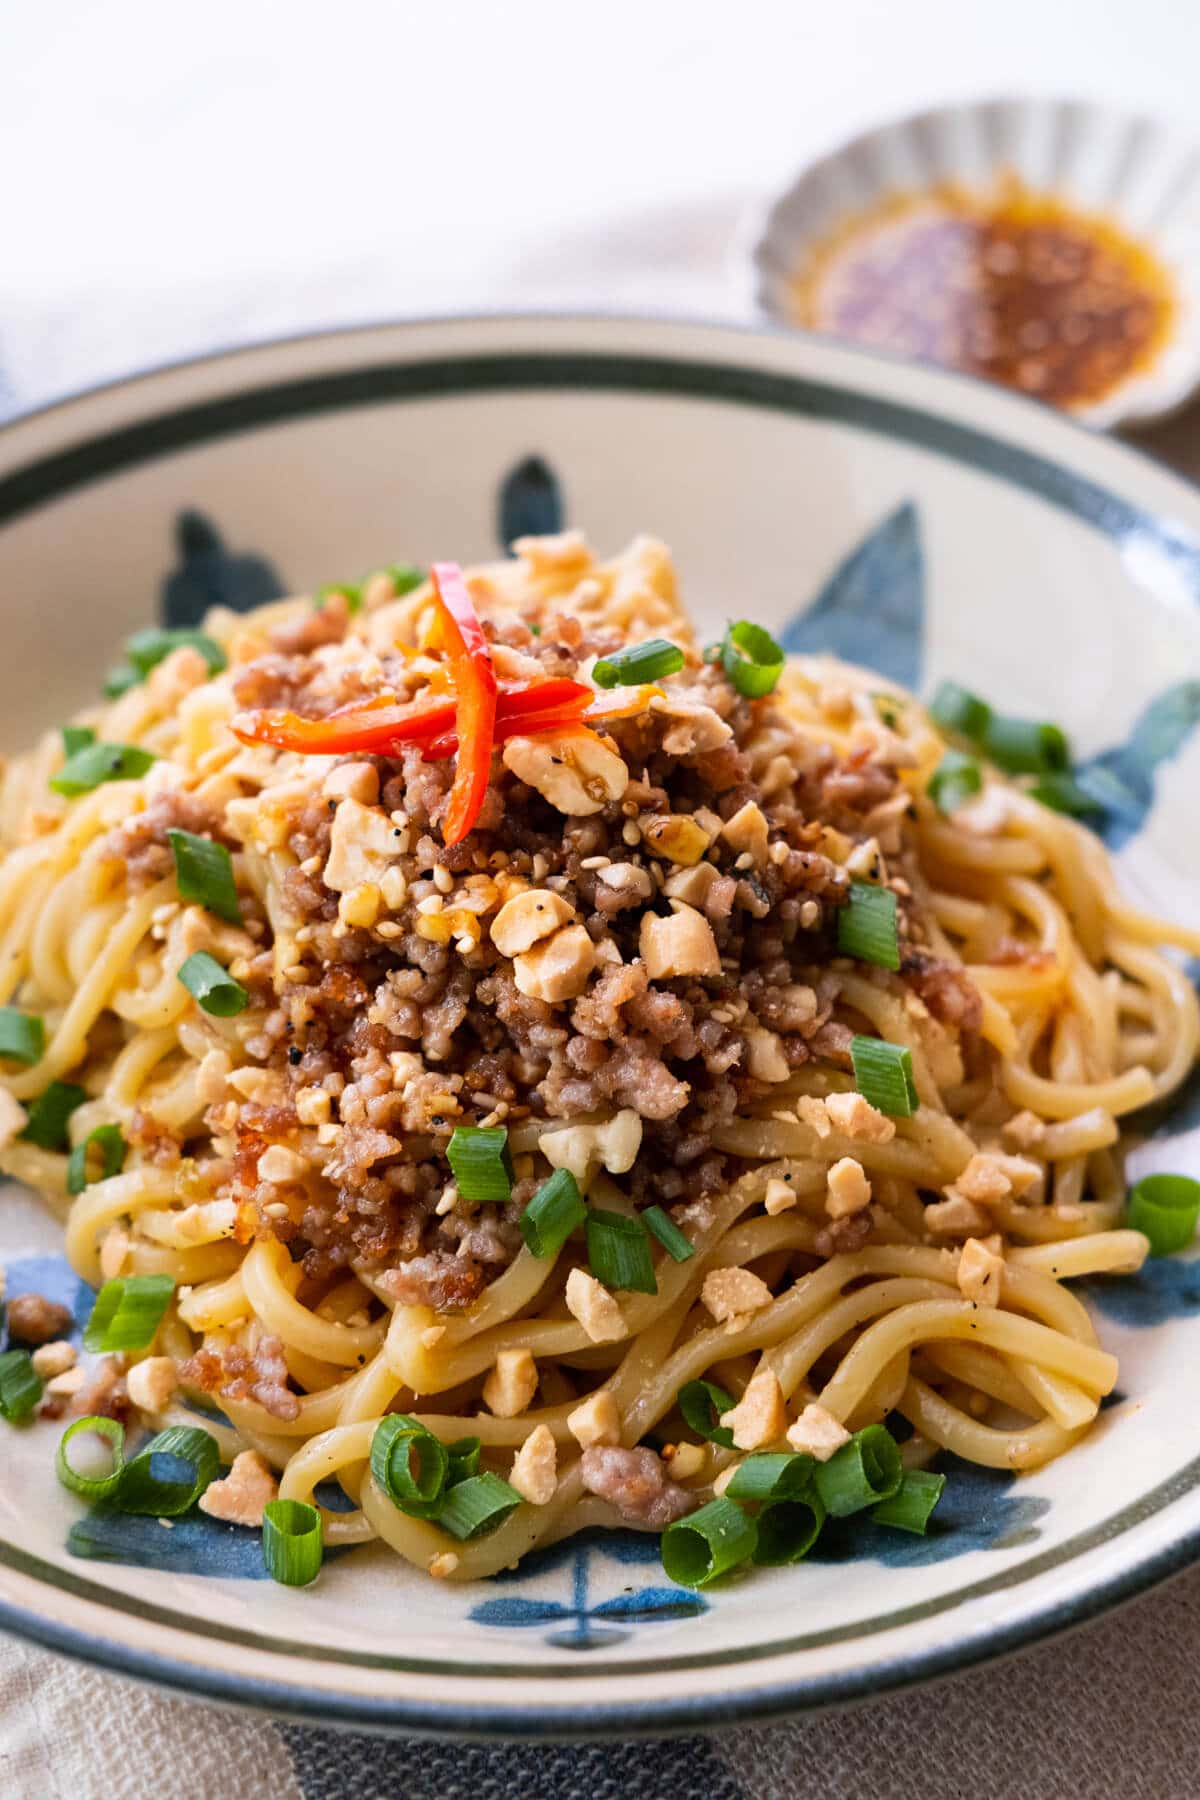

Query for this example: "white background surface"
[6,0,1200,416]
[5,4,1200,1792]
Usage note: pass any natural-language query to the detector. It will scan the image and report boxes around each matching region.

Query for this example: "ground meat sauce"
[171,574,968,1312]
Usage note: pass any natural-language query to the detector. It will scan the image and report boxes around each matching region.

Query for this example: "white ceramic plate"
[747,96,1200,429]
[1,315,1199,1737]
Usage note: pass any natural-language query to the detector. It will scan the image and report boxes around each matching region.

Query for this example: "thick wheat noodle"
[0,542,1195,1587]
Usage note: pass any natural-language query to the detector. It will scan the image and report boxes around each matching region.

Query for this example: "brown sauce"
[787,176,1176,409]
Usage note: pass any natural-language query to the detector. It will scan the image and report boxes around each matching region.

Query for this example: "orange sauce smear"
[787,175,1177,408]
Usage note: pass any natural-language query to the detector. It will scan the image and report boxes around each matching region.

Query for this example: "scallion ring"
[177,950,248,1018]
[0,1006,45,1066]
[725,1451,815,1503]
[66,1123,126,1196]
[872,1468,946,1534]
[50,742,157,797]
[927,749,982,815]
[168,829,243,925]
[720,620,784,699]
[836,880,900,970]
[370,1414,449,1518]
[585,1208,657,1295]
[814,1425,903,1517]
[677,1378,736,1449]
[83,1274,175,1354]
[20,1081,86,1150]
[592,638,685,689]
[850,1035,919,1118]
[0,1349,42,1422]
[113,1425,219,1516]
[1127,1173,1200,1257]
[660,1496,757,1588]
[641,1205,695,1263]
[446,1126,514,1202]
[519,1167,586,1258]
[753,1492,826,1565]
[56,1416,125,1499]
[263,1497,324,1586]
[437,1471,523,1541]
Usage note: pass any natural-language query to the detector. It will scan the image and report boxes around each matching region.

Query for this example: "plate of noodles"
[0,315,1198,1737]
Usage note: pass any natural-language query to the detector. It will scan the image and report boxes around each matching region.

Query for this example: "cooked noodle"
[1,531,1196,1583]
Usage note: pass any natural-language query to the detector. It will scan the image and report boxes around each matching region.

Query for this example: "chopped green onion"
[677,1378,736,1450]
[592,638,685,690]
[371,1414,449,1518]
[0,1007,44,1066]
[836,880,900,970]
[720,620,785,699]
[1028,772,1104,818]
[446,1437,482,1485]
[641,1205,695,1263]
[0,1349,42,1421]
[1127,1173,1200,1257]
[382,564,426,598]
[177,950,248,1017]
[168,829,243,925]
[263,1497,324,1586]
[447,1126,514,1202]
[66,1123,126,1196]
[872,1467,945,1534]
[56,1416,125,1499]
[586,1208,657,1295]
[83,1274,175,1354]
[929,681,991,742]
[102,666,141,700]
[61,725,96,756]
[438,1471,523,1541]
[123,627,226,681]
[927,749,982,815]
[814,1425,903,1517]
[726,1451,815,1503]
[660,1496,757,1588]
[519,1168,585,1258]
[114,1425,219,1516]
[753,1492,826,1565]
[316,580,363,612]
[21,1081,86,1150]
[851,1035,919,1118]
[984,714,1069,776]
[50,742,156,796]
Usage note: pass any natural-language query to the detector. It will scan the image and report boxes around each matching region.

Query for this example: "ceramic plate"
[1,315,1199,1737]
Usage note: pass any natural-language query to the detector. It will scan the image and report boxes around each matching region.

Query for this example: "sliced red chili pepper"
[421,700,596,762]
[430,562,498,846]
[232,697,458,754]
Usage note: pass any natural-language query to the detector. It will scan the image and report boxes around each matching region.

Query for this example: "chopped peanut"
[513,923,596,1002]
[786,1403,851,1461]
[539,1109,643,1186]
[502,732,628,816]
[198,1450,278,1526]
[721,801,769,869]
[662,1441,706,1480]
[257,1145,308,1185]
[639,903,721,979]
[322,761,380,806]
[565,1268,626,1344]
[490,888,575,958]
[946,1151,1041,1206]
[323,798,398,892]
[648,692,732,755]
[99,1226,131,1281]
[31,1340,76,1379]
[824,1091,896,1144]
[596,861,653,900]
[796,1095,834,1139]
[509,1423,558,1504]
[701,1267,773,1324]
[958,1236,1004,1307]
[195,1048,232,1105]
[429,1552,460,1579]
[924,1194,992,1238]
[826,1157,871,1219]
[567,1387,622,1449]
[763,1177,797,1216]
[482,1347,539,1418]
[719,1367,787,1451]
[1003,1110,1046,1151]
[745,1027,790,1084]
[125,1355,178,1414]
[0,1088,27,1149]
[662,861,721,907]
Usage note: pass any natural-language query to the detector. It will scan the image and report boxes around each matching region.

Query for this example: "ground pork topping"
[170,555,987,1311]
[579,1444,697,1527]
